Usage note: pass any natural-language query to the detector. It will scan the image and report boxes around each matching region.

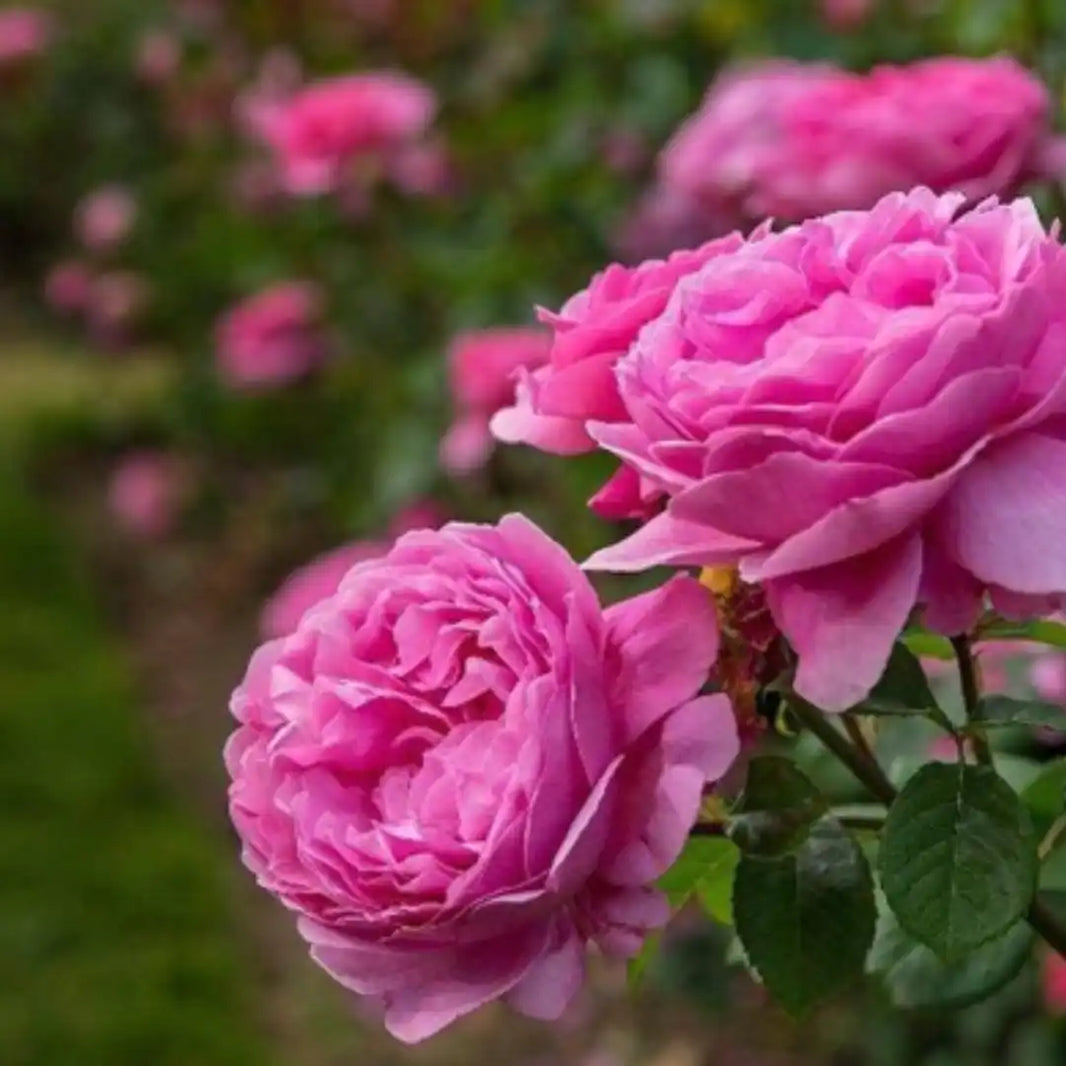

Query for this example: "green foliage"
[869,912,1033,1011]
[0,480,273,1066]
[659,836,740,925]
[733,818,876,1017]
[879,763,1039,961]
[973,696,1066,732]
[729,756,829,856]
[863,643,942,717]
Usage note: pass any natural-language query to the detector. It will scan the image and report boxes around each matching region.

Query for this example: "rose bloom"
[75,185,137,253]
[260,502,444,639]
[0,7,51,68]
[215,282,327,390]
[441,328,550,475]
[43,259,93,315]
[135,29,181,85]
[822,0,873,30]
[493,235,746,518]
[567,188,1066,712]
[87,270,148,347]
[226,516,737,1041]
[257,72,436,195]
[660,57,1063,225]
[108,452,184,539]
[1046,953,1066,1015]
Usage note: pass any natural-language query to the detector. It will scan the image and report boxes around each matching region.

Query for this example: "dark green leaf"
[729,757,829,857]
[733,818,876,1017]
[658,836,740,925]
[864,642,940,715]
[974,696,1066,732]
[869,911,1032,1010]
[980,618,1066,649]
[879,763,1038,961]
[1022,759,1066,839]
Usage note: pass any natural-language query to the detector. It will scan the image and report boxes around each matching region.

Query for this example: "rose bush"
[226,515,737,1041]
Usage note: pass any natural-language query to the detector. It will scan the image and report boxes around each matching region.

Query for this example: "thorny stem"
[952,635,994,766]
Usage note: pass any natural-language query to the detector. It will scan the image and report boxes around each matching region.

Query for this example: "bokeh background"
[3,1,1066,1064]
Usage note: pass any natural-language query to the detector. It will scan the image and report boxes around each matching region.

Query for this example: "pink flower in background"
[493,235,743,517]
[821,0,873,30]
[257,72,436,195]
[227,515,737,1042]
[260,502,444,638]
[386,139,451,197]
[109,452,184,539]
[0,8,51,68]
[586,188,1066,712]
[43,260,93,315]
[87,270,149,346]
[135,29,181,85]
[75,186,138,253]
[441,327,550,475]
[660,57,1063,224]
[261,541,386,639]
[1045,953,1066,1014]
[234,48,303,142]
[215,282,327,390]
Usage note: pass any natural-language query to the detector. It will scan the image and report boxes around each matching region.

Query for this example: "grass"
[0,473,274,1066]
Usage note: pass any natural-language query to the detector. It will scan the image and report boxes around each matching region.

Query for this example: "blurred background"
[3,1,1066,1064]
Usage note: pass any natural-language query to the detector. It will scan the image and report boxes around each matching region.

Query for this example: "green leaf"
[733,818,876,1017]
[864,642,940,715]
[903,628,954,661]
[879,763,1039,961]
[980,618,1066,649]
[973,696,1066,732]
[627,932,661,992]
[1024,759,1066,840]
[729,757,829,857]
[658,836,740,924]
[869,911,1033,1010]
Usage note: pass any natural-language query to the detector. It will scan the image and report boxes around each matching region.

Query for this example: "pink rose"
[0,8,51,68]
[135,29,181,85]
[75,185,137,253]
[87,270,148,347]
[585,188,1066,712]
[43,259,93,315]
[108,452,184,538]
[1045,953,1066,1015]
[215,282,327,390]
[257,72,436,195]
[660,58,1063,225]
[260,502,444,639]
[441,328,550,475]
[821,0,873,30]
[492,236,744,518]
[226,516,737,1042]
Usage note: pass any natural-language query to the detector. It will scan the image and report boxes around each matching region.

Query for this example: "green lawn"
[0,473,273,1066]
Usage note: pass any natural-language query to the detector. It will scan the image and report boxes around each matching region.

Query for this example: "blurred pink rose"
[43,260,93,315]
[1045,953,1066,1014]
[109,452,184,538]
[660,57,1063,224]
[387,139,451,197]
[585,188,1066,712]
[260,502,444,638]
[135,29,181,85]
[234,48,303,142]
[614,185,727,263]
[493,236,744,518]
[0,8,51,68]
[256,72,436,195]
[442,327,550,475]
[75,185,137,253]
[87,270,149,346]
[215,282,327,390]
[227,515,737,1042]
[821,0,873,30]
